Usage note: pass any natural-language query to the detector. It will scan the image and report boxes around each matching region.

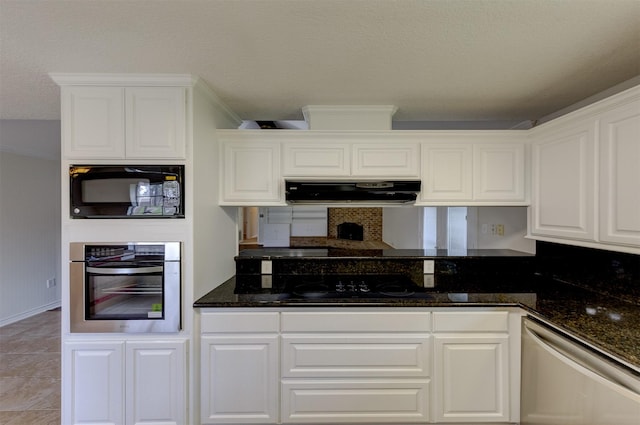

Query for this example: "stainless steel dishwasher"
[521,317,640,424]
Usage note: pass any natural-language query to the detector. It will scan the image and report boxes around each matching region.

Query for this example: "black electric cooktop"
[279,274,432,300]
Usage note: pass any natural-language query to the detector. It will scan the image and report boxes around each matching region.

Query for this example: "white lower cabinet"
[200,311,280,424]
[432,311,513,423]
[63,339,187,425]
[200,308,521,424]
[280,310,432,423]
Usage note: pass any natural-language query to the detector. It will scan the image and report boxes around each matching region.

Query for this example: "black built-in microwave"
[69,165,185,218]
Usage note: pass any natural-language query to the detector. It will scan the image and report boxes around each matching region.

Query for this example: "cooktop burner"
[283,275,426,300]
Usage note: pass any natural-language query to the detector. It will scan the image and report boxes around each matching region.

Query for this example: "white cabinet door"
[433,335,510,423]
[63,341,125,425]
[126,340,187,425]
[599,100,640,247]
[283,143,350,176]
[62,86,126,159]
[220,141,282,205]
[61,86,186,159]
[530,121,597,241]
[352,143,420,177]
[125,87,186,159]
[421,143,473,201]
[201,335,279,424]
[473,143,526,201]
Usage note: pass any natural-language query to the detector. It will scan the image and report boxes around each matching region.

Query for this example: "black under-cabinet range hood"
[285,180,421,205]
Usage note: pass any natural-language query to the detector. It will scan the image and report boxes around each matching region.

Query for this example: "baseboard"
[0,300,62,327]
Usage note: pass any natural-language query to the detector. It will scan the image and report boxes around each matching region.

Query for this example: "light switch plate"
[423,260,435,274]
[261,260,272,274]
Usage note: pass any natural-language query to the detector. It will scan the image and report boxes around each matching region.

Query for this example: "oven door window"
[85,263,164,320]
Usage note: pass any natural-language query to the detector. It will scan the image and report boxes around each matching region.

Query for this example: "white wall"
[383,206,535,253]
[382,207,423,248]
[473,207,535,253]
[191,80,241,300]
[0,151,61,325]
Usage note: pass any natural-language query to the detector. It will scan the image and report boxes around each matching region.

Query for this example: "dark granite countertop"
[194,274,640,370]
[237,248,534,259]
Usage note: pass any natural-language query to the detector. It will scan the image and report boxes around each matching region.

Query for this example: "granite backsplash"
[234,242,639,304]
[534,241,640,304]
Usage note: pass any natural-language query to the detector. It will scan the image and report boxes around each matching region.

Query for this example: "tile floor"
[0,309,61,425]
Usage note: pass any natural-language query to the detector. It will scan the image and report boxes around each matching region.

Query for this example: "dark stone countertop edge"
[194,276,640,370]
[236,248,534,259]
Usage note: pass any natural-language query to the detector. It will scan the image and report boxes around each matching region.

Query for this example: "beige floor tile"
[0,310,60,421]
[0,409,60,425]
[0,376,59,411]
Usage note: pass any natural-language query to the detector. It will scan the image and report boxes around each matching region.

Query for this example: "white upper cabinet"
[52,74,189,160]
[219,137,283,205]
[598,99,640,247]
[61,86,127,159]
[421,143,473,201]
[530,119,597,241]
[282,135,420,178]
[529,84,640,253]
[124,87,186,159]
[473,143,526,201]
[419,136,527,205]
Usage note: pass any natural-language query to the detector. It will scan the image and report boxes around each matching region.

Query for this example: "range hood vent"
[285,180,421,205]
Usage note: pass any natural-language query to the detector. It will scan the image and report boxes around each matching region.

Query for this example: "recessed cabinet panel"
[352,143,420,177]
[434,335,510,422]
[125,87,186,159]
[62,86,126,159]
[221,142,282,204]
[281,379,430,423]
[531,123,596,241]
[63,341,125,425]
[281,334,431,378]
[283,144,350,176]
[421,144,473,201]
[126,341,186,425]
[599,102,640,247]
[473,144,525,201]
[201,335,279,423]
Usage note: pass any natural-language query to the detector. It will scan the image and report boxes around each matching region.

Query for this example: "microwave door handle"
[130,183,137,206]
[86,266,164,275]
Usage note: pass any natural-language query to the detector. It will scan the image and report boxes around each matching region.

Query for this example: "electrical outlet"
[46,278,56,288]
[423,260,435,274]
[261,260,272,274]
[496,224,504,236]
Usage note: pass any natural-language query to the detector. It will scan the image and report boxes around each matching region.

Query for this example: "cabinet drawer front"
[282,311,431,333]
[352,143,420,177]
[282,335,431,378]
[201,312,279,333]
[281,379,430,423]
[283,144,350,176]
[432,311,509,332]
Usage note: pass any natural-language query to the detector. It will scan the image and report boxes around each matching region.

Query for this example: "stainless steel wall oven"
[70,242,181,333]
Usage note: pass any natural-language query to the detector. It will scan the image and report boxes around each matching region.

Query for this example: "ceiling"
[1,0,639,125]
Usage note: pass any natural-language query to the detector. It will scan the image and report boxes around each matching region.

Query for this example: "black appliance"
[69,165,184,218]
[285,180,421,204]
[281,275,432,300]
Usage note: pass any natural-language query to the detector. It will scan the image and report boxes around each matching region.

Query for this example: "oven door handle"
[86,266,164,275]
